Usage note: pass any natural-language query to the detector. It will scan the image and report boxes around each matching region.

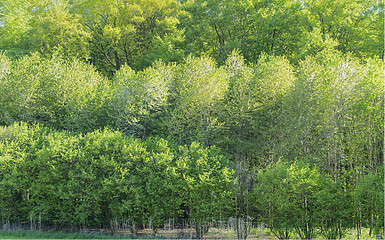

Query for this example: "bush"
[0,123,235,234]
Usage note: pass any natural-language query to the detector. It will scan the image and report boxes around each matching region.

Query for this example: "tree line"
[0,0,384,239]
[0,0,383,76]
[0,48,383,238]
[0,123,383,239]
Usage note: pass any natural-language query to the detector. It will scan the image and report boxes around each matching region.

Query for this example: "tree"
[175,142,234,239]
[180,0,383,64]
[0,0,33,58]
[253,161,293,239]
[253,161,323,240]
[0,0,90,60]
[353,170,384,239]
[218,50,295,166]
[108,61,172,137]
[299,0,384,59]
[315,176,351,239]
[141,137,180,234]
[29,0,91,60]
[165,55,229,146]
[74,0,184,76]
[0,53,111,132]
[0,123,46,229]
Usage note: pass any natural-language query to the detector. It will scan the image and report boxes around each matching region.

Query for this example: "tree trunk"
[195,221,209,239]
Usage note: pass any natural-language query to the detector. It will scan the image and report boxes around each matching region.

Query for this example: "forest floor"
[134,227,279,239]
[0,227,377,239]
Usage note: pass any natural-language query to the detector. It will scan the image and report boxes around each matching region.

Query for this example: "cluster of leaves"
[0,0,383,238]
[0,0,185,76]
[0,123,234,233]
[0,52,109,132]
[252,161,384,240]
[0,0,383,76]
[180,0,383,64]
[0,123,382,239]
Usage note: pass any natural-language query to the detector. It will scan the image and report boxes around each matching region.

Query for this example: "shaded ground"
[0,227,377,239]
[135,227,275,239]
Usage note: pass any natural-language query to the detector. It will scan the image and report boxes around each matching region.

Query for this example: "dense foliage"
[0,123,233,234]
[0,0,383,239]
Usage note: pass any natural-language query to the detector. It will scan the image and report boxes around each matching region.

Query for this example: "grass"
[0,230,159,239]
[343,227,377,240]
[0,228,379,239]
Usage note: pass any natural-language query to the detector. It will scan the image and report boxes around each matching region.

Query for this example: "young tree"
[253,161,323,240]
[315,176,351,239]
[109,61,172,137]
[252,161,293,239]
[0,53,111,132]
[165,55,229,146]
[175,142,234,239]
[0,123,45,229]
[0,0,90,60]
[353,170,384,239]
[74,0,184,76]
[141,137,180,234]
[219,51,295,166]
[279,50,384,180]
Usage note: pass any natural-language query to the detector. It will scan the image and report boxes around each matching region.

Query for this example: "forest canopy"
[0,0,384,239]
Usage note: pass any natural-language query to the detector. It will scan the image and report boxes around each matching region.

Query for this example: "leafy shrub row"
[0,123,383,238]
[0,122,233,235]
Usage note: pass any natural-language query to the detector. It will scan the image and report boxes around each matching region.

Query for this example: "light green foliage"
[249,0,306,61]
[300,0,384,59]
[253,161,323,239]
[252,53,295,105]
[0,123,234,234]
[175,142,234,238]
[218,50,255,158]
[253,161,293,239]
[75,0,183,75]
[166,55,229,145]
[0,0,32,41]
[0,124,148,229]
[0,53,40,124]
[279,50,384,177]
[0,0,33,58]
[142,137,179,231]
[109,61,172,136]
[353,170,384,238]
[180,0,383,63]
[77,129,147,230]
[219,51,296,163]
[136,29,185,69]
[315,177,350,239]
[346,57,384,173]
[179,0,229,60]
[285,162,322,239]
[0,52,11,79]
[0,53,111,132]
[0,123,45,227]
[0,0,383,234]
[29,0,91,60]
[0,0,90,59]
[30,130,84,227]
